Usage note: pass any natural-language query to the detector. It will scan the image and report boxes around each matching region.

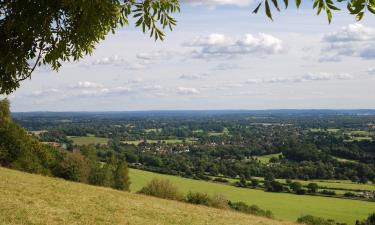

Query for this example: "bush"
[229,201,274,218]
[320,190,336,196]
[344,192,356,198]
[213,177,229,183]
[307,183,319,193]
[265,180,284,192]
[138,178,183,200]
[297,215,342,225]
[186,191,210,205]
[296,189,307,195]
[186,192,229,209]
[356,212,375,225]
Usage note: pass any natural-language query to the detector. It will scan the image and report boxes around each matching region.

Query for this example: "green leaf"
[271,0,281,11]
[265,0,273,20]
[252,2,262,14]
[283,0,289,8]
[356,11,364,20]
[295,0,301,8]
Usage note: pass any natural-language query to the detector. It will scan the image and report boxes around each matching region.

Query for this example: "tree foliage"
[0,0,179,94]
[252,0,375,23]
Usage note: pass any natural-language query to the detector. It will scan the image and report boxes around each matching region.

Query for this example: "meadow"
[129,169,375,224]
[0,167,295,225]
[68,136,110,145]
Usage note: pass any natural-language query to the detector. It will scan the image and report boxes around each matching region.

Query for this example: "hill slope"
[0,167,295,225]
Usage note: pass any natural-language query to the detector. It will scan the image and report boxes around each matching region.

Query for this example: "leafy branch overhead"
[252,0,375,23]
[0,0,180,95]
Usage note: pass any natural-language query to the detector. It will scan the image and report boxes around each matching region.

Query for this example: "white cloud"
[323,24,375,42]
[367,68,375,75]
[29,89,61,97]
[245,72,353,85]
[320,24,375,61]
[186,33,284,58]
[136,51,175,61]
[184,0,254,7]
[302,72,353,81]
[179,73,209,80]
[176,87,200,95]
[92,55,147,70]
[142,84,163,91]
[74,81,104,89]
[186,33,232,46]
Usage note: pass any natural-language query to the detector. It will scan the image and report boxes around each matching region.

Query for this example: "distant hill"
[0,167,295,225]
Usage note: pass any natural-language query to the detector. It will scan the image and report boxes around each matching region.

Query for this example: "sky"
[6,1,375,111]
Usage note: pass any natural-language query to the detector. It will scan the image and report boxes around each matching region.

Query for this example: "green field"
[129,169,375,224]
[256,153,282,163]
[0,167,295,225]
[68,136,109,145]
[208,128,230,136]
[144,128,162,133]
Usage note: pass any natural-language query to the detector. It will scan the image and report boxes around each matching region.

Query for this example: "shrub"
[344,192,356,198]
[186,192,229,209]
[320,190,336,196]
[208,194,229,209]
[213,177,229,183]
[186,192,210,205]
[307,183,319,193]
[356,212,375,225]
[265,180,284,192]
[297,215,342,225]
[138,178,183,200]
[229,201,274,218]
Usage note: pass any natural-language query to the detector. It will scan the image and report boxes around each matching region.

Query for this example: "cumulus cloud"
[367,68,375,75]
[176,87,200,95]
[245,72,353,85]
[320,24,375,61]
[136,51,176,61]
[183,0,254,7]
[185,33,284,58]
[74,81,104,89]
[29,89,61,97]
[179,73,209,80]
[92,55,147,70]
[323,24,375,42]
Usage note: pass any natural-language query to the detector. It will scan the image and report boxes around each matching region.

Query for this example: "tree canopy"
[0,0,179,94]
[0,0,374,95]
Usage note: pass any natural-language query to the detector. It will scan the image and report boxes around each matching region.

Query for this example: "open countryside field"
[0,167,295,225]
[256,153,282,163]
[129,169,375,224]
[68,136,109,145]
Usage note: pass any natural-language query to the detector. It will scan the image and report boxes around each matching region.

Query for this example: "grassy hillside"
[0,167,295,225]
[129,169,375,224]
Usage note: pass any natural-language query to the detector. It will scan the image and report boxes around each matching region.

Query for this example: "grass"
[0,167,295,225]
[333,156,357,163]
[208,128,230,136]
[68,136,109,145]
[247,177,375,192]
[129,169,375,224]
[309,128,340,133]
[256,153,282,164]
[144,128,162,133]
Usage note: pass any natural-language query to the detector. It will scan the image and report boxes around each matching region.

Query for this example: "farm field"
[129,169,375,224]
[0,167,295,225]
[68,136,109,145]
[256,153,282,163]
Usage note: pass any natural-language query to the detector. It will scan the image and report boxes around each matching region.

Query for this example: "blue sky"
[7,1,375,111]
